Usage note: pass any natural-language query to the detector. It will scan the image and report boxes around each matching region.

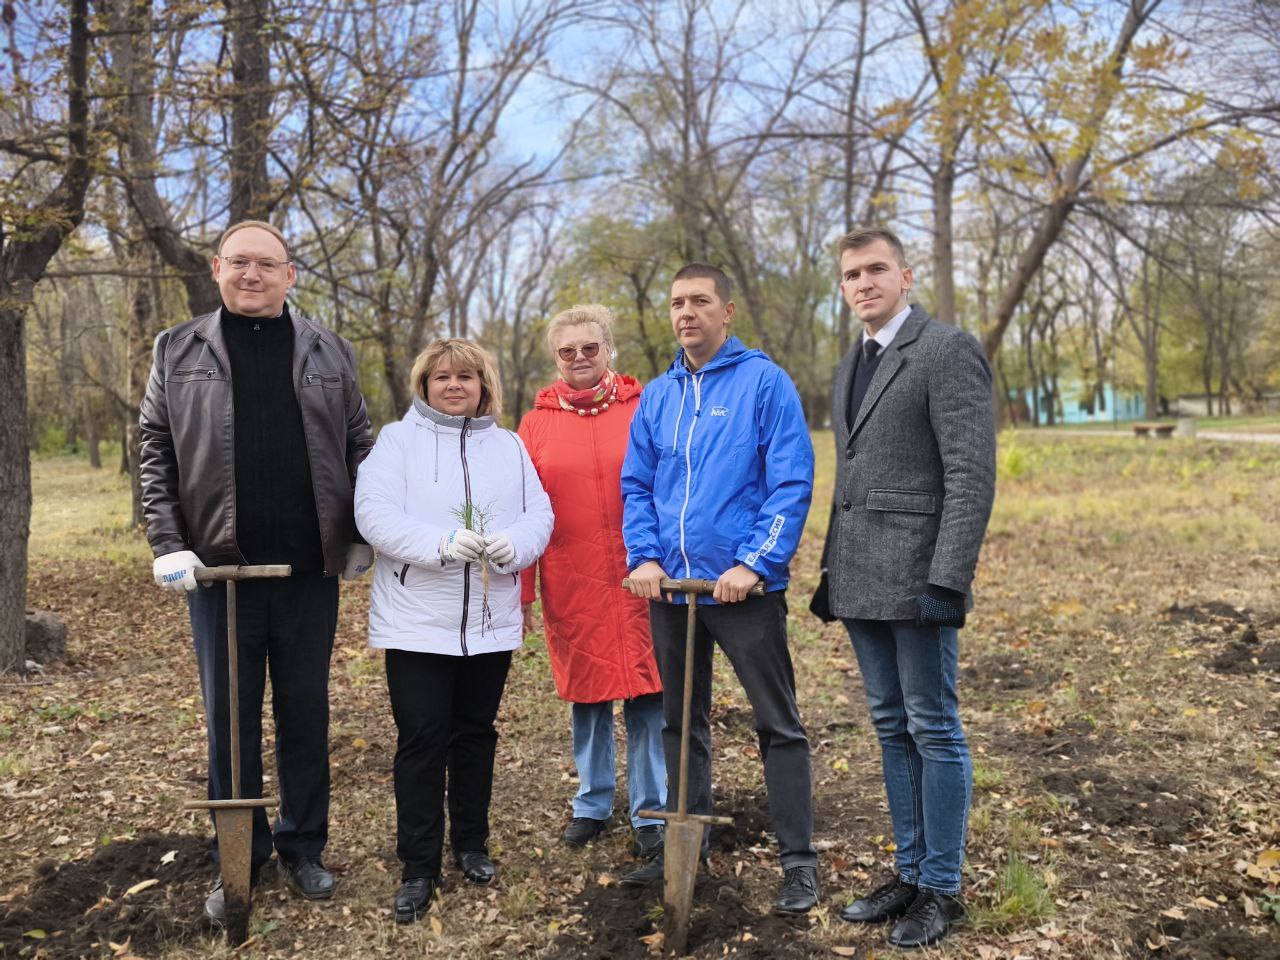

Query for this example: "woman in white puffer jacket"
[355,338,552,923]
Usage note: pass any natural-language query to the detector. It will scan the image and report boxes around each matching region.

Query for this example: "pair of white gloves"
[151,544,375,592]
[439,529,516,569]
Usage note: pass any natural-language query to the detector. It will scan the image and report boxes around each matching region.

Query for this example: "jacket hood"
[409,396,497,431]
[666,336,763,379]
[532,372,644,410]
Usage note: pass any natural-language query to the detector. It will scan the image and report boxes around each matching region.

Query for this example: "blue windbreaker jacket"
[621,336,814,602]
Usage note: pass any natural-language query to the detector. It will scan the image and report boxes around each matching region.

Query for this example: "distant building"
[1009,382,1145,426]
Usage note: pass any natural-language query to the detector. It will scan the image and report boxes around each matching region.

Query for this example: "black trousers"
[385,648,513,880]
[649,592,817,868]
[188,573,338,870]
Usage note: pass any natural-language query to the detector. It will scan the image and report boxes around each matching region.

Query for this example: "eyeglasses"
[220,256,292,275]
[557,342,601,362]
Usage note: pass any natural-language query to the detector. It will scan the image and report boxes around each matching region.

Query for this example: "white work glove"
[153,550,203,592]
[440,528,486,564]
[342,543,374,580]
[484,532,516,569]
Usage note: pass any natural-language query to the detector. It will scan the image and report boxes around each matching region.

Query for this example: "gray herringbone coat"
[822,305,996,620]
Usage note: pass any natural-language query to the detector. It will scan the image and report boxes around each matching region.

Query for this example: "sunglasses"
[557,342,602,362]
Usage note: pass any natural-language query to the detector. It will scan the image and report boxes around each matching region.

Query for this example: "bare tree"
[0,0,95,671]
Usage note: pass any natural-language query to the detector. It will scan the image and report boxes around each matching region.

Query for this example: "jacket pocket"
[865,489,936,514]
[303,372,344,389]
[169,367,226,383]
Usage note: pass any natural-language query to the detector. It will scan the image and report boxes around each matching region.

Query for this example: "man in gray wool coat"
[815,226,996,950]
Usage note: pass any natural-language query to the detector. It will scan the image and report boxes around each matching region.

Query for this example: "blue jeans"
[843,619,971,895]
[571,693,666,827]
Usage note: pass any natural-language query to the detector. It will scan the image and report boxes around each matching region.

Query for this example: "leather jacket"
[139,308,374,576]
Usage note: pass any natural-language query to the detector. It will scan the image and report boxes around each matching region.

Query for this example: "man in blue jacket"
[620,263,818,915]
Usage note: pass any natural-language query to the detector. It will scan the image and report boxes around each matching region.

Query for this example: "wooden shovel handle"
[621,577,765,596]
[193,564,292,582]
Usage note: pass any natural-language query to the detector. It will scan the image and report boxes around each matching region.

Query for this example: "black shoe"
[632,824,664,859]
[203,867,263,926]
[887,889,965,948]
[620,852,664,887]
[454,849,496,885]
[280,856,336,901]
[394,877,438,924]
[774,865,821,915]
[562,816,610,848]
[839,876,919,923]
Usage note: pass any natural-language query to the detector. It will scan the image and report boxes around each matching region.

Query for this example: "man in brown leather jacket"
[139,220,373,924]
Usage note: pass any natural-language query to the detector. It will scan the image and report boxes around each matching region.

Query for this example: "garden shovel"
[182,563,290,945]
[622,576,763,958]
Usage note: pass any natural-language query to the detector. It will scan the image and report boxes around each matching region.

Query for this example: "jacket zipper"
[458,418,473,656]
[677,373,703,580]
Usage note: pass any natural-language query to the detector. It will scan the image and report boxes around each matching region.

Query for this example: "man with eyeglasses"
[139,220,374,924]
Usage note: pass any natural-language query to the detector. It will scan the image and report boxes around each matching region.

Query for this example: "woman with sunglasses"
[517,305,666,863]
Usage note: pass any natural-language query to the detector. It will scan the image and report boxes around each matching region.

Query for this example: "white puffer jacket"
[355,398,553,656]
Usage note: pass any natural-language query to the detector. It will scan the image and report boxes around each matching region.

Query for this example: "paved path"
[1045,429,1280,444]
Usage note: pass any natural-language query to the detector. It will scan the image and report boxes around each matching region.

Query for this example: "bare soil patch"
[1040,768,1211,846]
[1129,910,1280,959]
[0,834,209,957]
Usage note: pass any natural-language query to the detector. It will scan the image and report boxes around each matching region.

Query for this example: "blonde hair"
[409,338,504,418]
[217,219,291,259]
[546,304,616,358]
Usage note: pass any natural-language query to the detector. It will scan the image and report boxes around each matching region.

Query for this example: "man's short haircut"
[409,337,504,418]
[545,304,616,357]
[217,220,291,260]
[673,262,732,304]
[837,227,908,268]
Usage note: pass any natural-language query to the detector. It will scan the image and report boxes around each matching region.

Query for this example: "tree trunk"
[0,0,93,672]
[226,0,274,223]
[86,400,101,469]
[932,161,956,325]
[0,302,33,671]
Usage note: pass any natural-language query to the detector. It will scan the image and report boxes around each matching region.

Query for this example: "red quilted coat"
[518,375,662,703]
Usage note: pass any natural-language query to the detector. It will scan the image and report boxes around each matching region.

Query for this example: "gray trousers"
[648,592,817,868]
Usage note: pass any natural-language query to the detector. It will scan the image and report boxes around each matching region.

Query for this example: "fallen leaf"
[124,879,158,897]
[596,872,616,888]
[1243,894,1260,919]
[23,930,46,940]
[160,850,177,865]
[1191,896,1218,910]
[831,948,858,957]
[1160,907,1187,920]
[1257,849,1280,869]
[429,916,443,935]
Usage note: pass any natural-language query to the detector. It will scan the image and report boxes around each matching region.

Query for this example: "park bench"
[1132,421,1176,438]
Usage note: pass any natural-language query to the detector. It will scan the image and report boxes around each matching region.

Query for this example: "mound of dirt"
[0,834,211,958]
[992,719,1123,763]
[1162,602,1254,627]
[543,870,813,960]
[1209,639,1280,676]
[962,653,1060,692]
[1130,909,1280,959]
[708,793,773,853]
[1041,769,1210,845]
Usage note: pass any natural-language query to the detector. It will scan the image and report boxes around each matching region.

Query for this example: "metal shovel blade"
[663,818,703,957]
[212,806,254,945]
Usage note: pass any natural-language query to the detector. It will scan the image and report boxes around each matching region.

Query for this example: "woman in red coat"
[519,304,666,860]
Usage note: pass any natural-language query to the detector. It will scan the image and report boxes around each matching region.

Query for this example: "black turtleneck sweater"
[221,304,323,573]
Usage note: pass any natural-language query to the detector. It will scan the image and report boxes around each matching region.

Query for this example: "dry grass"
[3,431,1279,958]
